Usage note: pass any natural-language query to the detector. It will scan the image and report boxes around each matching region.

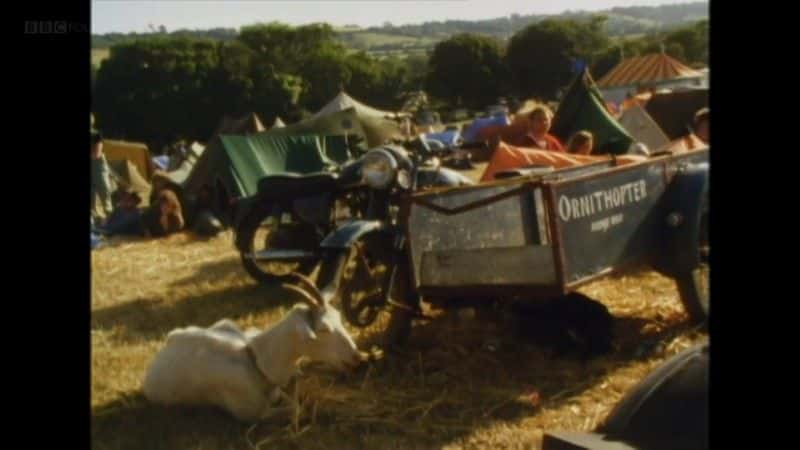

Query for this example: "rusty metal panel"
[408,183,546,289]
[419,246,556,287]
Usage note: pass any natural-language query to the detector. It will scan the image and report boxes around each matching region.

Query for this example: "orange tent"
[480,142,647,182]
[598,53,702,89]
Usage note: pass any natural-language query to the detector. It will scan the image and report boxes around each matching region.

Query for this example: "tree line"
[93,18,707,149]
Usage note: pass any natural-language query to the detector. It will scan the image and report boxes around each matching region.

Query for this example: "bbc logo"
[24,21,88,34]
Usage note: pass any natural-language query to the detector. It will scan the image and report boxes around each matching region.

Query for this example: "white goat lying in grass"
[142,274,365,422]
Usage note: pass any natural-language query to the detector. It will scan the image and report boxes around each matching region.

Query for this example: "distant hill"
[91,1,708,62]
[352,2,707,41]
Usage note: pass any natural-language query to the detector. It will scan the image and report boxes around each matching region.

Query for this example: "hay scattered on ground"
[92,162,707,449]
[92,227,706,449]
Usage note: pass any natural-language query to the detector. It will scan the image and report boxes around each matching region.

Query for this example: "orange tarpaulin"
[480,142,647,182]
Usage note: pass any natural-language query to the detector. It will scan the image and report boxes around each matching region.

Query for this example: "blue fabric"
[152,155,170,171]
[462,115,510,143]
[423,139,446,151]
[91,233,104,250]
[97,209,142,236]
[424,130,462,147]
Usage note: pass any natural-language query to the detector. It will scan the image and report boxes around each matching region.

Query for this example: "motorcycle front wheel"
[334,233,415,349]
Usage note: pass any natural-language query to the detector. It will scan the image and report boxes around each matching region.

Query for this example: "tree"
[238,23,342,74]
[663,20,708,64]
[425,34,507,109]
[93,36,300,146]
[90,64,97,93]
[403,53,429,90]
[506,19,610,100]
[591,38,648,80]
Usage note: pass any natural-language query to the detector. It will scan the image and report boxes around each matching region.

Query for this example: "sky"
[92,0,698,34]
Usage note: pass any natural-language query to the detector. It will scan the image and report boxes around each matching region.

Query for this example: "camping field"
[91,164,708,450]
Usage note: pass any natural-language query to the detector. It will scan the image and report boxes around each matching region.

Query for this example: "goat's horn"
[287,272,325,305]
[282,283,321,309]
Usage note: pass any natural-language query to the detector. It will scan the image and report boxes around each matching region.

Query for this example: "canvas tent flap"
[103,140,154,180]
[617,104,671,151]
[272,117,286,128]
[552,70,634,155]
[181,133,350,200]
[312,93,404,146]
[314,91,397,120]
[357,114,404,147]
[264,108,372,148]
[645,89,708,140]
[107,159,152,198]
[266,108,366,142]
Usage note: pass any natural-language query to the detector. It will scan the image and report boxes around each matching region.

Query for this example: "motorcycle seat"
[256,172,340,199]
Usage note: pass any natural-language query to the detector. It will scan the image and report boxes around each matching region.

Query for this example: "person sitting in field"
[660,107,709,154]
[91,130,114,223]
[142,188,185,237]
[566,131,594,155]
[95,189,144,236]
[507,105,565,151]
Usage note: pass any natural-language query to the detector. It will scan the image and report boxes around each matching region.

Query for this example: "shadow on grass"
[167,256,249,289]
[91,283,295,344]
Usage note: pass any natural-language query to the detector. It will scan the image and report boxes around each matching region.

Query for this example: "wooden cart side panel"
[551,162,668,285]
[408,183,542,289]
[419,246,557,287]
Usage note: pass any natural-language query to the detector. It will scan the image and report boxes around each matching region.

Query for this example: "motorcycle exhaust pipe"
[244,249,317,262]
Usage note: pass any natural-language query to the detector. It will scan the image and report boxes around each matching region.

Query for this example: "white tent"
[271,117,286,129]
[313,91,398,120]
[618,104,671,152]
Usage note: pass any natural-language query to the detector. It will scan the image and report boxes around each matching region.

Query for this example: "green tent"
[182,133,351,200]
[312,92,404,146]
[153,130,356,227]
[552,69,634,155]
[264,108,372,149]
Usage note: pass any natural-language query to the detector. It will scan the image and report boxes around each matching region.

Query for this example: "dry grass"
[91,163,708,449]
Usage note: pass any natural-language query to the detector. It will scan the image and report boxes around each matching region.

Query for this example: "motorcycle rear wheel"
[237,205,318,285]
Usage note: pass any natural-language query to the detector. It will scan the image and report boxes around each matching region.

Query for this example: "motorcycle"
[304,141,474,348]
[233,138,472,288]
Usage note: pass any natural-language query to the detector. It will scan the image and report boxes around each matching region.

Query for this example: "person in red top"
[509,105,565,151]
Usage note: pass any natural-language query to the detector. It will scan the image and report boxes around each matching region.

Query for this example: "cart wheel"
[676,264,709,325]
[678,208,710,324]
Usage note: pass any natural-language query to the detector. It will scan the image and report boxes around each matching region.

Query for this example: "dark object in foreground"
[543,340,708,450]
[193,210,224,236]
[509,292,614,360]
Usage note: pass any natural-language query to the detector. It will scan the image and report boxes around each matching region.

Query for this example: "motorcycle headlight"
[362,149,397,189]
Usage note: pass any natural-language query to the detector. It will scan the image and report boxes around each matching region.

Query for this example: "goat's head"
[283,273,365,371]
